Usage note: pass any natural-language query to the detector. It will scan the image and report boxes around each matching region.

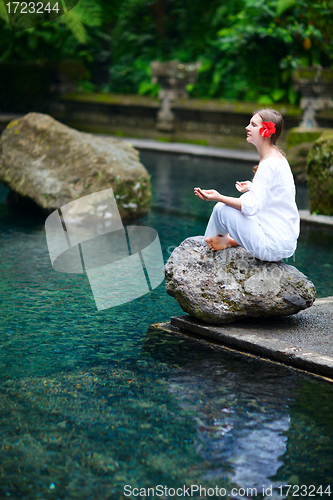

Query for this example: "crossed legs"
[203,203,293,261]
[203,202,267,258]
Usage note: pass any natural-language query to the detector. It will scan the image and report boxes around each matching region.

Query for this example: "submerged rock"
[0,112,151,219]
[164,237,316,324]
[307,130,333,215]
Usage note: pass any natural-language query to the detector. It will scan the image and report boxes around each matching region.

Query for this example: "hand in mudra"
[235,181,251,193]
[194,187,220,202]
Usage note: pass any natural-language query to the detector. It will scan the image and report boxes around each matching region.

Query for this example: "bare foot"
[205,235,239,251]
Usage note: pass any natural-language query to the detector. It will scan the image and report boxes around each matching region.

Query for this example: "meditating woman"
[194,109,299,262]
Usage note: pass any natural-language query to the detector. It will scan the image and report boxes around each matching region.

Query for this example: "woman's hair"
[252,108,284,174]
[255,108,284,146]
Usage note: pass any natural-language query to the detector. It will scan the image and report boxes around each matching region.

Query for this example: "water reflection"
[167,363,290,497]
[143,327,299,498]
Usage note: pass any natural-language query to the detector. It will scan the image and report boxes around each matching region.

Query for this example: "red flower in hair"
[259,121,276,138]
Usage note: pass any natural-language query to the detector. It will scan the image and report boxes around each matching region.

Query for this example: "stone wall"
[53,93,326,149]
[3,90,333,148]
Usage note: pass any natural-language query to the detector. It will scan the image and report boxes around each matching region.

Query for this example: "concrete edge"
[299,210,333,228]
[314,296,333,303]
[151,321,333,384]
[151,314,333,381]
[0,113,23,123]
[117,137,260,162]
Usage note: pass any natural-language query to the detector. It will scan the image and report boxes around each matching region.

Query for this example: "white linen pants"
[203,203,293,262]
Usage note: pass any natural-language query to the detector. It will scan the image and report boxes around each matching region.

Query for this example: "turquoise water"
[1,152,333,499]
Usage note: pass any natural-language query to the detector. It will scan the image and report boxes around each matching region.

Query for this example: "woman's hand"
[194,187,242,210]
[194,187,221,202]
[235,181,252,193]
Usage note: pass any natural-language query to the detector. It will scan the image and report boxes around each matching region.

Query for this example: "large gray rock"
[0,113,151,219]
[164,237,316,324]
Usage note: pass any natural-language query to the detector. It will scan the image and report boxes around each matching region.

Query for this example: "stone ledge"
[299,210,333,227]
[153,297,333,380]
[117,137,260,162]
[60,93,303,116]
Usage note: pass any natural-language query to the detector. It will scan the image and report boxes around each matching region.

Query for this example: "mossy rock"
[0,113,151,220]
[287,142,314,183]
[286,127,325,183]
[307,130,333,215]
[286,127,324,148]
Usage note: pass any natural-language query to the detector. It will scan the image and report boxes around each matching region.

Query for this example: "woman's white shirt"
[240,157,300,252]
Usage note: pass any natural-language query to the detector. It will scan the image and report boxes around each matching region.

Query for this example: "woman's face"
[245,113,263,146]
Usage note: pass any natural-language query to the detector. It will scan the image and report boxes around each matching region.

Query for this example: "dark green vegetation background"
[0,0,332,107]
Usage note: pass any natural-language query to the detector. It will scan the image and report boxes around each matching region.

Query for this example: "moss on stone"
[60,92,302,116]
[307,130,333,215]
[286,128,328,183]
[6,120,19,129]
[286,127,324,148]
[60,92,159,107]
[0,113,152,219]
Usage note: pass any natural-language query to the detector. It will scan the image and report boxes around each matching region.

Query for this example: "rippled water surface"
[1,152,333,499]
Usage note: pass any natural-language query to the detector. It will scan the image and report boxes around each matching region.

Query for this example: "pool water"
[0,152,333,499]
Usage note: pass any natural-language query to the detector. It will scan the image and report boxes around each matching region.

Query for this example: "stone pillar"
[156,90,176,132]
[293,66,333,129]
[151,60,201,132]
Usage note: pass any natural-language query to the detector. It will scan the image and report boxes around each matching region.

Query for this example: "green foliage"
[286,127,324,148]
[102,0,333,102]
[1,0,333,104]
[0,0,104,62]
[276,0,296,15]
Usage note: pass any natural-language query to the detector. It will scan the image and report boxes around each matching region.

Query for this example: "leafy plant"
[1,0,332,103]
